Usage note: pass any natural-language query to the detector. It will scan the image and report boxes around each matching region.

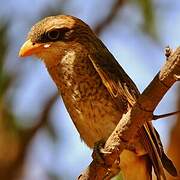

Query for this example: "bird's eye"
[47,30,60,41]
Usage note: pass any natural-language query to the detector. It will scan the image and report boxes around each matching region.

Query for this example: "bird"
[19,15,177,180]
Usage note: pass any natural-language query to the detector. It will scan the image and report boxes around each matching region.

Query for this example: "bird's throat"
[45,48,89,92]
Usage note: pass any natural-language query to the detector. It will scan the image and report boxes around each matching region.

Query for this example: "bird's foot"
[92,139,121,178]
[92,139,111,166]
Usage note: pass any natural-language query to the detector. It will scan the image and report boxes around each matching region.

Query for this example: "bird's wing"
[88,46,177,180]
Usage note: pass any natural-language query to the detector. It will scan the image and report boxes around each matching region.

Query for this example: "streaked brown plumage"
[19,15,177,180]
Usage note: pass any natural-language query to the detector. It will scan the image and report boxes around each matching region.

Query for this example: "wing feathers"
[88,52,177,179]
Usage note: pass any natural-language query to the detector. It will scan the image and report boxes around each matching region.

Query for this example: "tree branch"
[78,47,180,180]
[94,0,125,35]
[26,92,59,137]
[153,110,180,120]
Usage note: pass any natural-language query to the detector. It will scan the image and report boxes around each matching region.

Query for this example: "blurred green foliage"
[137,0,157,38]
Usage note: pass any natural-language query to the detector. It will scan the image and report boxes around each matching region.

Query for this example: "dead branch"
[78,47,180,179]
[94,0,125,35]
[153,110,180,120]
[25,92,59,137]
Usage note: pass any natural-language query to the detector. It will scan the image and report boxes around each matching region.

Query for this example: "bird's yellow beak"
[19,39,44,57]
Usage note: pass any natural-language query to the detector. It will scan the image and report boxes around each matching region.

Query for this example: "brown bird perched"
[19,15,177,180]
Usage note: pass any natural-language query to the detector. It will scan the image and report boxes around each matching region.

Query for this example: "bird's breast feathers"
[46,52,123,147]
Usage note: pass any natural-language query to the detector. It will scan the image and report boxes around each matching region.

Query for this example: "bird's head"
[19,15,94,66]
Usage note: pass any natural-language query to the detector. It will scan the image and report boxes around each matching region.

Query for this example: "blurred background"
[0,0,179,179]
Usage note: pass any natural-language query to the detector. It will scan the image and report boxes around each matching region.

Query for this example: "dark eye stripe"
[37,27,72,43]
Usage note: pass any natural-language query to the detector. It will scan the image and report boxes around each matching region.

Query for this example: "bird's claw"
[92,139,111,166]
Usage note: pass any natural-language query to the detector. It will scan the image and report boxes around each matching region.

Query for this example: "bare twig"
[26,91,59,137]
[153,110,180,120]
[94,0,125,35]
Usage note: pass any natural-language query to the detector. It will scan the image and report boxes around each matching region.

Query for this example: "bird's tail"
[141,122,178,180]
